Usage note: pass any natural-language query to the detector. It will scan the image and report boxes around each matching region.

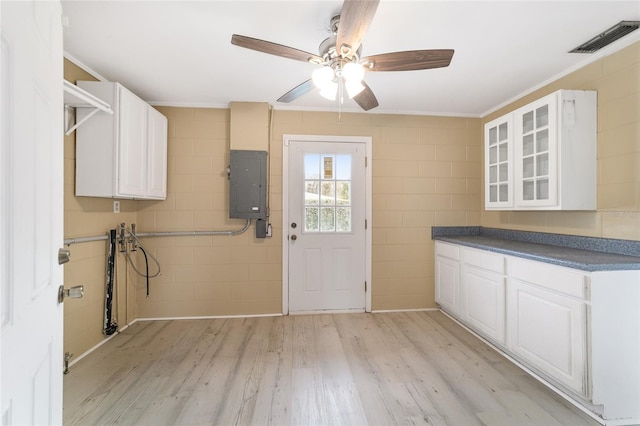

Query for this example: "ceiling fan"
[231,0,454,111]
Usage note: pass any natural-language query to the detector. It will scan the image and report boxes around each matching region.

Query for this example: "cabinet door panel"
[436,256,460,315]
[463,266,506,345]
[484,115,513,209]
[147,107,168,199]
[513,93,559,208]
[508,279,588,396]
[117,87,148,197]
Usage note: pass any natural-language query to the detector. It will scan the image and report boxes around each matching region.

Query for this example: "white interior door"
[1,1,64,424]
[286,138,367,313]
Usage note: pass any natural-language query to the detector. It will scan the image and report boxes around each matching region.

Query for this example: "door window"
[303,153,352,233]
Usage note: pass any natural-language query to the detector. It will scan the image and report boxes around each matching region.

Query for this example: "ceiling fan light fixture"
[319,82,338,101]
[342,62,365,98]
[232,0,454,111]
[312,66,335,90]
[345,79,365,98]
[342,62,364,82]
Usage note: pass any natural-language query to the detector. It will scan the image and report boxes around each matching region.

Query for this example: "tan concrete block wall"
[133,107,480,317]
[135,106,282,318]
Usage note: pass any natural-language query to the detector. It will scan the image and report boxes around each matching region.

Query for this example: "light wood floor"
[63,311,600,425]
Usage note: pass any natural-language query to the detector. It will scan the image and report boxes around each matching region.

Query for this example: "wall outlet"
[266,223,272,237]
[113,200,120,213]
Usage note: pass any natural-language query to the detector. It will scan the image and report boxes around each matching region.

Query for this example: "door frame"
[282,134,372,315]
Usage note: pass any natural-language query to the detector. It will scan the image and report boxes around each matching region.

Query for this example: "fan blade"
[336,0,380,59]
[353,81,378,111]
[231,34,322,63]
[361,49,455,72]
[277,79,315,103]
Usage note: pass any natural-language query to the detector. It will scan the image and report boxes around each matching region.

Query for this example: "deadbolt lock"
[58,248,71,265]
[58,285,84,303]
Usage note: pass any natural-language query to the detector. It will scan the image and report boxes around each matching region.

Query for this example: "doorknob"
[58,285,84,303]
[291,235,297,241]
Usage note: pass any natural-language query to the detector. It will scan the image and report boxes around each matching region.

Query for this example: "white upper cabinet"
[485,90,596,210]
[75,81,167,200]
[147,107,168,199]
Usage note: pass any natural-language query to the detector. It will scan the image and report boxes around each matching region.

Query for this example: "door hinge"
[365,156,368,167]
[365,219,367,229]
[365,281,367,292]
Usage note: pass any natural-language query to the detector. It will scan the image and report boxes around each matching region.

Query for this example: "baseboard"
[288,309,366,315]
[68,314,281,367]
[371,308,440,313]
[68,330,120,368]
[134,313,284,322]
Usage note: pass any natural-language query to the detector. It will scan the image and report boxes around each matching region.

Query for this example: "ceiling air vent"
[570,20,640,53]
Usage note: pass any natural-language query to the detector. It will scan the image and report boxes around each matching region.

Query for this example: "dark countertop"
[432,227,640,272]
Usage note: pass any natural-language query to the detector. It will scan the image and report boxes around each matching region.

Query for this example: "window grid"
[303,153,352,233]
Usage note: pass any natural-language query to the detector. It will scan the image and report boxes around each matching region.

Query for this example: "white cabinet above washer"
[75,81,167,200]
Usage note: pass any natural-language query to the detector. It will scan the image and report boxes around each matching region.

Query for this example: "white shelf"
[63,79,113,135]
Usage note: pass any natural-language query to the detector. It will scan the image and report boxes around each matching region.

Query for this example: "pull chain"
[338,77,343,124]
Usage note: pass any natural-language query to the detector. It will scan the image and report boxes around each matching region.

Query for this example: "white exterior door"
[285,136,369,313]
[1,1,64,424]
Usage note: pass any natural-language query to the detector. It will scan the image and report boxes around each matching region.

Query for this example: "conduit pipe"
[63,219,251,246]
[64,234,109,246]
[135,219,251,238]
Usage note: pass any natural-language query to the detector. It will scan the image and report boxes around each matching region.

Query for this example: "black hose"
[139,246,150,297]
[104,229,118,336]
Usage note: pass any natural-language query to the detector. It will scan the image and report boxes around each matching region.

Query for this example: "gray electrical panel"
[229,150,267,220]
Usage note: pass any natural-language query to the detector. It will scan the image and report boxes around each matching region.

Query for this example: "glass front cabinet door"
[484,89,596,211]
[484,115,513,209]
[514,95,558,208]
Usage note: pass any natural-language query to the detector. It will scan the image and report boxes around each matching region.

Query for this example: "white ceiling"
[61,1,640,117]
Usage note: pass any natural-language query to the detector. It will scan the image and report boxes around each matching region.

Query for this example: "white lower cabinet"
[435,242,460,315]
[508,278,588,397]
[461,247,506,345]
[507,256,589,397]
[434,241,640,425]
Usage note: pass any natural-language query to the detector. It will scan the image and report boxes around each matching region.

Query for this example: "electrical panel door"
[229,150,267,219]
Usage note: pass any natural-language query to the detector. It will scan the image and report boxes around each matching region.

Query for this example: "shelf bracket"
[65,107,101,136]
[63,79,113,136]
